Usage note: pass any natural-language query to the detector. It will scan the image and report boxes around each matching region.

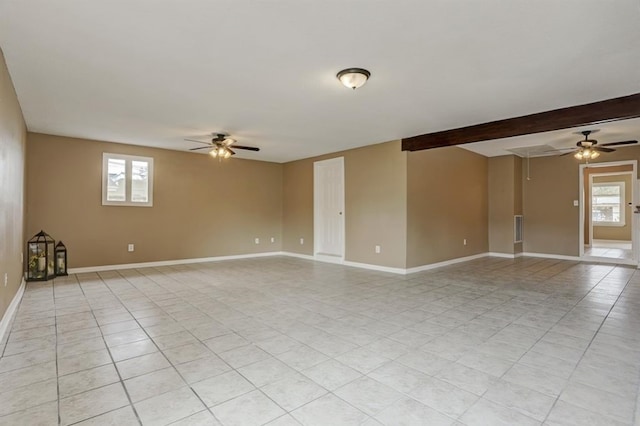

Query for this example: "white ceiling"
[461,117,640,158]
[1,1,639,163]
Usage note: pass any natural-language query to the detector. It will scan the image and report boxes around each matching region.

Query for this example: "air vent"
[514,215,523,243]
[506,145,562,158]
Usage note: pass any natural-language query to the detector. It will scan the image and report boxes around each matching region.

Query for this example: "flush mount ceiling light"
[337,68,371,90]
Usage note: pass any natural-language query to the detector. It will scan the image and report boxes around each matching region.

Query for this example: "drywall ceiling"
[0,1,639,163]
[461,117,640,158]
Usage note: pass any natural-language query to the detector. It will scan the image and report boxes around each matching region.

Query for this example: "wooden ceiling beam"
[401,93,640,152]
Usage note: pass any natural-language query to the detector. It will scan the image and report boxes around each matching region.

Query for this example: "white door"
[314,157,345,259]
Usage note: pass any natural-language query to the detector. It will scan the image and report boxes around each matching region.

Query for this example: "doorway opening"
[579,160,637,264]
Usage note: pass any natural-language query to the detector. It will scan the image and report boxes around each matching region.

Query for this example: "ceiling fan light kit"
[574,148,599,160]
[562,130,637,161]
[186,133,259,161]
[337,68,371,90]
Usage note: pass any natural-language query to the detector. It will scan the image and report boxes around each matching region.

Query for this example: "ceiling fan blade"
[232,145,260,151]
[560,150,577,156]
[189,146,212,151]
[599,140,638,147]
[228,148,236,156]
[593,147,615,153]
[185,138,211,145]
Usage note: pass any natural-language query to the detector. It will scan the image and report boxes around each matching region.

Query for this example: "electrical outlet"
[375,245,381,254]
[254,238,260,244]
[4,273,7,287]
[128,244,134,252]
[300,238,304,245]
[270,237,275,243]
[463,239,467,246]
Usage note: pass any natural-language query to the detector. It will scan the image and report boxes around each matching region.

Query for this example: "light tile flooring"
[1,256,639,425]
[584,240,633,261]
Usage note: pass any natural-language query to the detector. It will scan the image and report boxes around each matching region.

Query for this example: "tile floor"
[584,240,633,261]
[0,256,639,425]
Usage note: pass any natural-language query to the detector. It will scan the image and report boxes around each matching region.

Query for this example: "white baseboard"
[342,260,407,275]
[405,253,490,274]
[68,252,284,274]
[487,252,526,259]
[581,256,637,266]
[281,251,406,274]
[284,251,487,275]
[521,252,582,261]
[592,239,632,244]
[67,249,623,278]
[0,277,25,346]
[279,252,315,261]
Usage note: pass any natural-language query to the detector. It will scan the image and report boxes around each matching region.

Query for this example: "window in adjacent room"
[592,182,624,226]
[102,153,154,206]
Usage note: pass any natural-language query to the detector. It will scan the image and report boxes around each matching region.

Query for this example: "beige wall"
[27,133,283,268]
[514,156,523,253]
[592,173,633,241]
[282,160,314,256]
[524,149,640,256]
[0,48,27,322]
[488,156,517,254]
[282,140,407,269]
[487,155,524,254]
[406,147,488,268]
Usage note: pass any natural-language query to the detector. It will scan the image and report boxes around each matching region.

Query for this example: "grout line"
[2,258,638,425]
[540,264,637,424]
[71,273,143,426]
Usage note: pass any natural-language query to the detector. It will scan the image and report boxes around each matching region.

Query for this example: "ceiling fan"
[559,130,637,160]
[186,133,260,159]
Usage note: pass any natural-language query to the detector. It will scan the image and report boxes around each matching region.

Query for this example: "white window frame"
[592,181,625,227]
[102,153,154,207]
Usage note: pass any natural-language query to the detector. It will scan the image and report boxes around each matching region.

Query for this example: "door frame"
[313,157,345,262]
[579,160,637,262]
[587,171,634,248]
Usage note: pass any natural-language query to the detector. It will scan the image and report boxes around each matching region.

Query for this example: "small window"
[592,182,624,226]
[102,153,153,207]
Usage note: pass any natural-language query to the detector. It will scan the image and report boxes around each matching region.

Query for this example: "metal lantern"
[55,241,68,276]
[26,230,56,281]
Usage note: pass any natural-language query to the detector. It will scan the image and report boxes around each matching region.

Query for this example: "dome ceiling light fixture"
[337,68,371,90]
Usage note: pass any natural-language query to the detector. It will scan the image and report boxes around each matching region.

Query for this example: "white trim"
[342,260,406,275]
[487,252,523,259]
[280,252,315,261]
[313,253,345,265]
[592,239,632,245]
[67,249,634,278]
[520,251,636,266]
[68,252,283,274]
[579,160,637,262]
[0,278,26,345]
[405,253,490,274]
[581,256,637,266]
[523,252,583,261]
[102,152,154,207]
